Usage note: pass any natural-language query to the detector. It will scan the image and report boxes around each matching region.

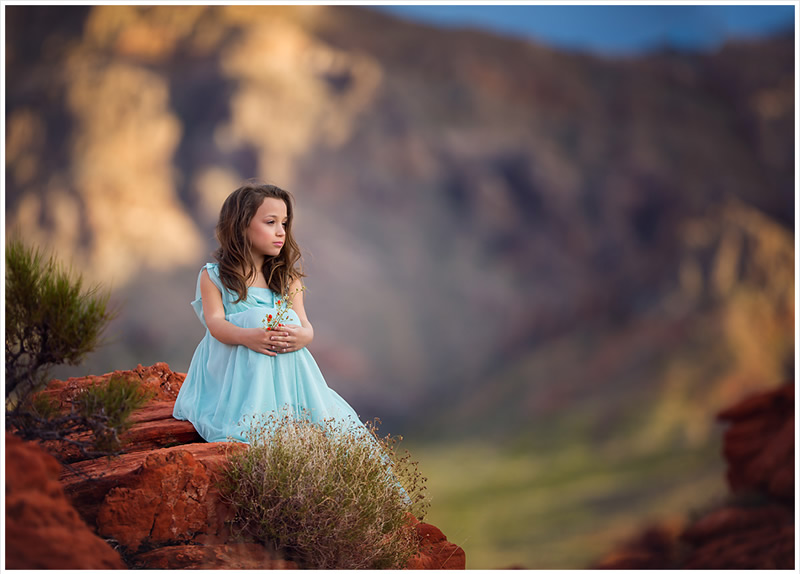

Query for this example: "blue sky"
[373,4,796,56]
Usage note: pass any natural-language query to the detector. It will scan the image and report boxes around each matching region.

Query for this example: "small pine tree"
[4,237,151,459]
[5,237,116,408]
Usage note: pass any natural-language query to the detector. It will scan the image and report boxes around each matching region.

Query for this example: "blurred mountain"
[5,5,794,444]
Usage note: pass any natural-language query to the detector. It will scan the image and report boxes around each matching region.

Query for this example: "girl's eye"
[266,220,275,225]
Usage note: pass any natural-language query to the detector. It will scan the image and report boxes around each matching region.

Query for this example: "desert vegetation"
[4,237,150,458]
[219,411,429,568]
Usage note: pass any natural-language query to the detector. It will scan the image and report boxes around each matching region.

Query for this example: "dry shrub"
[218,410,429,569]
[14,374,154,459]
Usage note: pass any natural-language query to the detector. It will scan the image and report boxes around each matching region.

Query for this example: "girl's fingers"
[264,337,292,354]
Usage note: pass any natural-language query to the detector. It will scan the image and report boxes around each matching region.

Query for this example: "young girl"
[173,182,368,443]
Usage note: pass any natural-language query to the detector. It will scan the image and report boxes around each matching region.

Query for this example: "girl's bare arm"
[200,270,278,356]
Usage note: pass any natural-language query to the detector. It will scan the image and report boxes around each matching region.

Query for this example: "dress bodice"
[191,262,298,329]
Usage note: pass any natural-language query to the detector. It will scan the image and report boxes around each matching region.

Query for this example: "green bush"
[4,237,152,459]
[14,375,154,458]
[5,237,116,408]
[218,411,429,569]
[72,374,155,453]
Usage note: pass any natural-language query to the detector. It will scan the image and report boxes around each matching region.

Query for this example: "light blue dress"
[173,262,367,443]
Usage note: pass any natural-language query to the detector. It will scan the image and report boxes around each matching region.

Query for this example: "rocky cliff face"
[5,6,793,441]
[7,363,466,569]
[591,382,794,569]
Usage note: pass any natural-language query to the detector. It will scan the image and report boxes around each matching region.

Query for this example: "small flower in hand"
[261,285,305,331]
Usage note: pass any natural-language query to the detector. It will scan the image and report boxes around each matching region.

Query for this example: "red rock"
[717,382,793,421]
[722,415,780,446]
[4,434,126,569]
[34,362,465,570]
[128,400,181,423]
[768,464,795,500]
[592,550,670,569]
[681,505,791,543]
[119,415,203,452]
[417,522,447,544]
[591,524,680,568]
[134,543,297,569]
[682,524,795,569]
[130,361,187,399]
[42,362,187,406]
[31,364,193,463]
[405,515,466,569]
[720,385,795,498]
[741,417,794,490]
[51,408,202,463]
[96,449,214,551]
[592,382,795,570]
[721,430,767,461]
[62,441,245,527]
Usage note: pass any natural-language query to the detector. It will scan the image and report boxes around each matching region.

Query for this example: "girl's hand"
[239,327,280,357]
[267,324,313,354]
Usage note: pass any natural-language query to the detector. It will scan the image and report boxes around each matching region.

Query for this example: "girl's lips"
[273,242,284,247]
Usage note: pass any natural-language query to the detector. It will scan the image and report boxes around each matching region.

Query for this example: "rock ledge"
[8,362,466,569]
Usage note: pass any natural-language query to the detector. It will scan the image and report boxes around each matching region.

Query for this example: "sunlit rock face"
[4,5,794,438]
[218,8,382,184]
[4,5,381,287]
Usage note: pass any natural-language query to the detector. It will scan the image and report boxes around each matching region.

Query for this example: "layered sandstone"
[7,362,465,569]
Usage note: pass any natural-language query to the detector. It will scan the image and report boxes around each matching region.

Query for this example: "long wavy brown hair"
[213,182,305,303]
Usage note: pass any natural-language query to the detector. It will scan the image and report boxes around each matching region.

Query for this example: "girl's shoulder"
[199,262,224,291]
[192,263,227,327]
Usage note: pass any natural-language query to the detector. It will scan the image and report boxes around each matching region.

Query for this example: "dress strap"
[204,262,224,289]
[191,262,226,329]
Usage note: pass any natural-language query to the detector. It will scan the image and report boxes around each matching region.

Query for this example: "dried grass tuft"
[219,409,429,569]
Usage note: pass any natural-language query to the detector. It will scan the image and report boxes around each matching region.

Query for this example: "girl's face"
[246,197,288,260]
